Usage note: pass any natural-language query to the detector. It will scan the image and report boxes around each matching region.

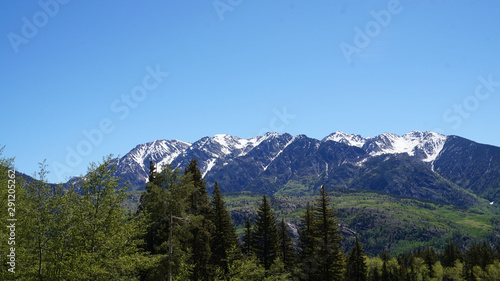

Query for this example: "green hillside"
[225,190,499,256]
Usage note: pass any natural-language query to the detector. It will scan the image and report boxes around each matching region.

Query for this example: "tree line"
[1,151,500,280]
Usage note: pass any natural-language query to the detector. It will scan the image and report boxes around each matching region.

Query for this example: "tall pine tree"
[148,160,157,184]
[253,195,281,271]
[184,159,214,281]
[441,241,463,268]
[346,234,367,281]
[210,181,238,274]
[139,163,192,280]
[298,202,318,280]
[278,218,297,272]
[185,159,211,216]
[242,217,254,256]
[313,185,345,281]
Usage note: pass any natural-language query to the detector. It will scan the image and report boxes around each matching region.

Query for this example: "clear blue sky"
[1,0,499,182]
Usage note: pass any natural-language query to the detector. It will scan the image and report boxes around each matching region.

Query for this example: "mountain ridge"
[93,130,500,209]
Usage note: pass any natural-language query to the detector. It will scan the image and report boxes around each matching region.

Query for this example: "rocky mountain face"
[108,131,500,208]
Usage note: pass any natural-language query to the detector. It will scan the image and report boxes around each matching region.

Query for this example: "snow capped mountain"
[323,131,447,162]
[127,139,191,169]
[119,131,449,184]
[107,130,500,202]
[401,131,447,162]
[179,132,280,177]
[116,132,287,187]
[82,130,500,205]
[322,131,365,148]
[118,139,191,183]
[210,133,273,157]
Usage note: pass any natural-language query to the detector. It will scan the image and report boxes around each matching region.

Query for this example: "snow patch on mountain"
[202,158,217,178]
[263,136,296,171]
[322,131,365,148]
[365,131,447,161]
[211,133,275,157]
[126,139,192,172]
[323,131,447,162]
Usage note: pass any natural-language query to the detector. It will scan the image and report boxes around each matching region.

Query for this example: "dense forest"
[1,150,500,280]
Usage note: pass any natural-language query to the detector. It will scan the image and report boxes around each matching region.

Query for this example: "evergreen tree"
[346,234,368,281]
[381,261,391,281]
[210,181,239,274]
[184,159,214,281]
[148,160,157,184]
[379,251,391,262]
[139,164,192,280]
[313,185,345,281]
[278,218,297,272]
[242,217,254,256]
[480,241,494,269]
[185,159,211,216]
[140,165,187,254]
[465,241,494,280]
[298,202,317,280]
[253,195,281,271]
[422,245,438,277]
[441,241,463,268]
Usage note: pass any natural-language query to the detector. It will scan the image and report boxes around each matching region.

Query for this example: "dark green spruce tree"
[422,245,438,277]
[313,185,345,281]
[298,202,317,280]
[184,159,215,281]
[185,159,211,216]
[139,163,193,280]
[346,234,367,281]
[148,160,157,184]
[441,241,463,268]
[253,195,281,271]
[242,217,254,256]
[278,218,298,272]
[381,261,391,281]
[210,181,239,274]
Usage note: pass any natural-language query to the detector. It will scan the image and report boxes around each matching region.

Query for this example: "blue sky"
[1,0,499,182]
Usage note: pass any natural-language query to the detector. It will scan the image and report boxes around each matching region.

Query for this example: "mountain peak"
[366,131,446,161]
[322,131,365,148]
[322,131,447,162]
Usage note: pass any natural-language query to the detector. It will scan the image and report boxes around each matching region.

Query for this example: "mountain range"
[101,131,500,209]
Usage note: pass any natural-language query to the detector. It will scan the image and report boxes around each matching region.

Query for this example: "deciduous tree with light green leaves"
[63,156,152,280]
[19,160,76,280]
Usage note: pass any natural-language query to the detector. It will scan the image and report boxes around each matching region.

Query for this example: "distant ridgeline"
[101,131,499,207]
